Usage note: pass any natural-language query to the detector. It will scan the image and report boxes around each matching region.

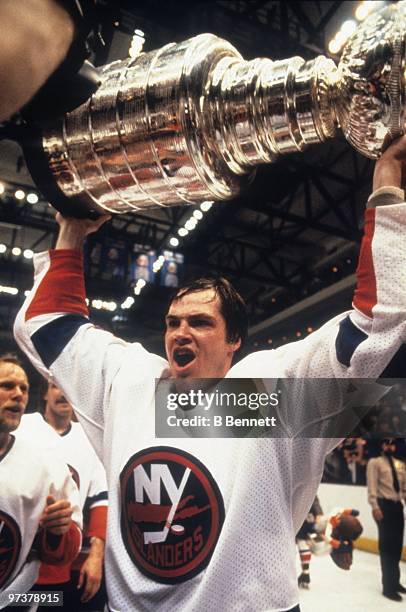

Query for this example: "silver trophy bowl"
[24,1,406,216]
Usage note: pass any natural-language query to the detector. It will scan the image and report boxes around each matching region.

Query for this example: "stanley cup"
[25,1,406,216]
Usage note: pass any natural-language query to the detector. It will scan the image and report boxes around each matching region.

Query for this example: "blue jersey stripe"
[335,315,368,367]
[31,314,88,368]
[83,491,108,515]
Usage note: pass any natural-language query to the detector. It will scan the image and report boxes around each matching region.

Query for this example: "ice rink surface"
[298,550,406,611]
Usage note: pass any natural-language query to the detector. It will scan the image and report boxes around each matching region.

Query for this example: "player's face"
[382,440,396,455]
[44,383,72,418]
[0,363,29,432]
[165,289,241,379]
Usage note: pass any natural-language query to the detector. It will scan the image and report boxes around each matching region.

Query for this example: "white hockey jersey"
[17,416,108,516]
[14,194,406,611]
[0,436,82,609]
[16,414,107,584]
[16,413,61,451]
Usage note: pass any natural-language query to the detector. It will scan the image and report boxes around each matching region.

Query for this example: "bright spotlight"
[27,193,39,204]
[14,189,25,200]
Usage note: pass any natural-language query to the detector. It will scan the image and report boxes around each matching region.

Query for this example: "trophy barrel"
[27,33,337,216]
[25,1,406,215]
[31,35,255,216]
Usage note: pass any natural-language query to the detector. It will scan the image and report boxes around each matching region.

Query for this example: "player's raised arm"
[13,213,151,442]
[230,134,406,437]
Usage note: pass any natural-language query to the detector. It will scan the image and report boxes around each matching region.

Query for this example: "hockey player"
[14,135,406,611]
[296,497,323,589]
[0,356,82,609]
[40,382,107,610]
[16,383,108,610]
[296,497,363,589]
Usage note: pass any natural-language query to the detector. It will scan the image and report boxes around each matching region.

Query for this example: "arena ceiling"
[0,1,376,359]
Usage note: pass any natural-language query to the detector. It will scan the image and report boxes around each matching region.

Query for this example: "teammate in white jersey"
[38,382,107,610]
[15,383,108,610]
[0,356,82,610]
[14,136,406,611]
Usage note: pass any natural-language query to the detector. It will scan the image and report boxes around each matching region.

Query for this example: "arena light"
[341,19,357,37]
[169,237,179,247]
[133,278,147,296]
[0,284,18,295]
[328,38,342,55]
[153,255,165,273]
[27,193,39,204]
[24,290,30,297]
[185,218,197,231]
[0,244,6,254]
[178,228,188,237]
[12,247,22,256]
[200,200,213,212]
[14,189,25,200]
[121,296,135,309]
[193,210,203,220]
[91,299,117,312]
[129,29,145,58]
[23,249,34,259]
[334,29,349,47]
[355,1,382,21]
[138,278,147,287]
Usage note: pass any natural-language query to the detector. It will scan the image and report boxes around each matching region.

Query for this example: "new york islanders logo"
[0,511,21,589]
[120,447,225,584]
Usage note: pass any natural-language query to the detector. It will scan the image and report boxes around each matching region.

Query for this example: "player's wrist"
[55,223,87,250]
[373,160,402,191]
[88,536,105,560]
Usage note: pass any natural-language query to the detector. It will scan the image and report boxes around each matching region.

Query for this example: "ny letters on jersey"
[120,447,225,584]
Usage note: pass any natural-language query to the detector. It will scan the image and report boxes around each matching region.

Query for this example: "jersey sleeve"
[231,196,406,437]
[13,249,142,438]
[83,453,108,541]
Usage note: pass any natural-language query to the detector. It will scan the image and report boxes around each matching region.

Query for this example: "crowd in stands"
[322,384,406,485]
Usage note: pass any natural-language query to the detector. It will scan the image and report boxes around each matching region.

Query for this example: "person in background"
[367,438,406,602]
[17,381,108,611]
[0,355,82,610]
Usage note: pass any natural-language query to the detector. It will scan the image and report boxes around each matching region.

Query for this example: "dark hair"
[380,437,396,446]
[169,277,248,345]
[0,353,25,370]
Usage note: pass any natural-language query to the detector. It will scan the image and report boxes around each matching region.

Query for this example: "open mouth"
[173,348,196,368]
[5,405,22,415]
